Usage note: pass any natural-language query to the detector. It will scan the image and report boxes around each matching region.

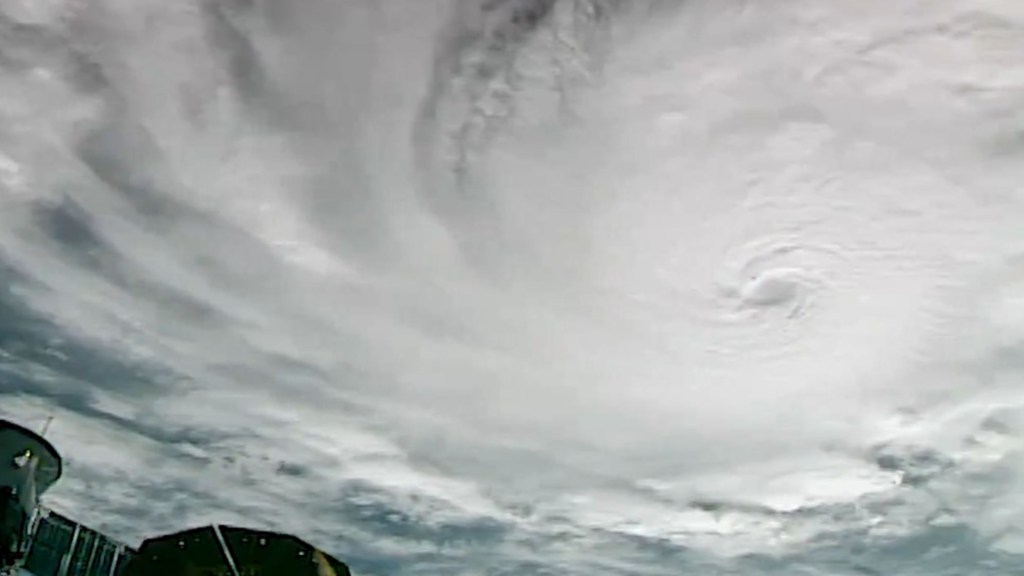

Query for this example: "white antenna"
[212,524,242,576]
[38,415,54,437]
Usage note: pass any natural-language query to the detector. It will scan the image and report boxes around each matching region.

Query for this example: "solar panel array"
[21,511,134,576]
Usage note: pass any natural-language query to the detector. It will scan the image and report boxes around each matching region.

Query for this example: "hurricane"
[2,0,1024,574]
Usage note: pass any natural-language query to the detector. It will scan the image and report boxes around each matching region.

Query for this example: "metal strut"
[212,524,242,576]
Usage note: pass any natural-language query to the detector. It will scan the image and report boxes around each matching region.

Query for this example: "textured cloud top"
[2,0,1024,574]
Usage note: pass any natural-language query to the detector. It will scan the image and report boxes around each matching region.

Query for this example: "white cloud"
[2,0,1024,574]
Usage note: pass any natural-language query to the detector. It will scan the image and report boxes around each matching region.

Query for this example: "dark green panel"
[24,511,135,576]
[123,526,350,576]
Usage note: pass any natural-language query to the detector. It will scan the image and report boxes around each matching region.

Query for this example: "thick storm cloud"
[2,0,1024,574]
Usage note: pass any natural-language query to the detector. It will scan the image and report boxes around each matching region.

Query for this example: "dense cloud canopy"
[2,0,1024,574]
